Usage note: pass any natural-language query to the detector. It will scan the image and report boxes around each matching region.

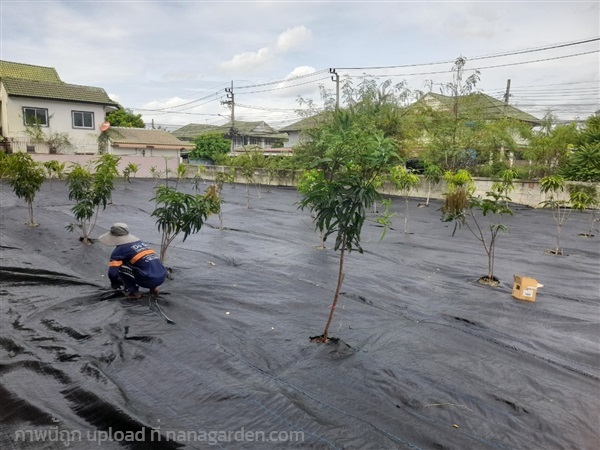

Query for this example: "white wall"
[2,95,109,142]
[109,146,182,160]
[30,154,183,178]
[283,131,300,148]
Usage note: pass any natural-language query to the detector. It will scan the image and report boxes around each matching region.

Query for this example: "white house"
[278,112,331,148]
[0,60,119,154]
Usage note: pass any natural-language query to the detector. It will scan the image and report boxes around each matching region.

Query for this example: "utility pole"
[503,79,512,166]
[222,81,235,153]
[330,68,339,109]
[503,79,511,111]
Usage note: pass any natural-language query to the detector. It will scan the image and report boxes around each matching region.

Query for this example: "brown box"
[512,275,543,302]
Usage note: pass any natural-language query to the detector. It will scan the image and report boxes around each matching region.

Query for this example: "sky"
[1,0,599,131]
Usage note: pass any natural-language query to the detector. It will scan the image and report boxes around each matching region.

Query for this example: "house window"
[72,111,94,129]
[23,107,48,126]
[26,145,35,153]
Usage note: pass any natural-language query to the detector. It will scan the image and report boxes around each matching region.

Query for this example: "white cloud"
[219,47,271,73]
[275,26,312,53]
[219,25,311,74]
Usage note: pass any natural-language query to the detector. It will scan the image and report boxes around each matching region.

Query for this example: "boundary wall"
[28,155,596,208]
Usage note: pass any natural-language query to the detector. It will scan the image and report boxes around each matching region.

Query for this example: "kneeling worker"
[99,223,167,299]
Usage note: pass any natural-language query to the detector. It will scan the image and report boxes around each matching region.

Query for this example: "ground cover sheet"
[0,179,598,449]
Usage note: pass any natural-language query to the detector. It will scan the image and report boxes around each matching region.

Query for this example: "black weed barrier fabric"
[1,179,598,449]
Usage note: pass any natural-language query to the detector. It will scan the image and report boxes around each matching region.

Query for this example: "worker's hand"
[111,281,123,290]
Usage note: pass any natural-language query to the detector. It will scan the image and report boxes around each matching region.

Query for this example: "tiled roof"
[170,123,223,140]
[110,127,194,149]
[419,92,540,124]
[1,77,118,106]
[0,60,62,83]
[171,120,288,140]
[278,111,332,132]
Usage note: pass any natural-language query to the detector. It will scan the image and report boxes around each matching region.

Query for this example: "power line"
[235,69,330,90]
[336,37,599,71]
[340,50,599,79]
[135,37,599,125]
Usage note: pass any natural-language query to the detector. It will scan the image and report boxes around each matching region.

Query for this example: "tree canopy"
[189,133,231,162]
[106,108,145,128]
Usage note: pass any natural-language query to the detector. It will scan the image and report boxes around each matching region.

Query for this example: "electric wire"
[132,38,599,127]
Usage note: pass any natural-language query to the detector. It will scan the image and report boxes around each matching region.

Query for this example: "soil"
[476,276,500,287]
[1,178,599,449]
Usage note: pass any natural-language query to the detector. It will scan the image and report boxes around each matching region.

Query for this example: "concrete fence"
[27,154,598,208]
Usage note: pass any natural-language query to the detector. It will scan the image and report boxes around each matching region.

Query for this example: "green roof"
[171,124,223,140]
[278,111,332,132]
[1,77,118,106]
[172,120,288,141]
[418,92,540,124]
[0,60,62,83]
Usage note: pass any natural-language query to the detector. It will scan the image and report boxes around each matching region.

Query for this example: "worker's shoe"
[126,291,142,300]
[150,288,159,297]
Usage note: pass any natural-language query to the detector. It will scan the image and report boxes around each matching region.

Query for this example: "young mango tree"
[569,184,599,237]
[65,154,120,244]
[6,152,46,227]
[151,184,221,263]
[298,111,398,343]
[43,160,66,190]
[422,162,443,206]
[174,163,189,190]
[388,165,421,234]
[122,162,140,188]
[441,169,475,236]
[441,180,513,286]
[214,171,234,229]
[236,149,266,207]
[539,175,572,255]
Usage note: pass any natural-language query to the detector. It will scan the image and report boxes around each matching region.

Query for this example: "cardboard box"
[512,275,543,302]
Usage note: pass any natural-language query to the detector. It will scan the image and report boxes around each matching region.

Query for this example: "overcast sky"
[1,0,598,131]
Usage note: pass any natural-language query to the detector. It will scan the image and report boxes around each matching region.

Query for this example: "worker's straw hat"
[98,223,140,246]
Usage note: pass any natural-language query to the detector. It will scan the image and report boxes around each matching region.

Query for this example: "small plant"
[441,182,513,286]
[65,154,120,244]
[214,171,234,229]
[43,160,66,190]
[6,152,46,226]
[149,166,164,185]
[389,165,421,234]
[190,166,206,193]
[442,169,475,236]
[568,184,599,238]
[151,184,221,263]
[122,162,139,188]
[175,163,188,189]
[492,169,517,207]
[539,175,572,255]
[422,162,443,206]
[236,149,266,208]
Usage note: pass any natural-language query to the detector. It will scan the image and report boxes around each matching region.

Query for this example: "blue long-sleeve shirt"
[108,240,167,287]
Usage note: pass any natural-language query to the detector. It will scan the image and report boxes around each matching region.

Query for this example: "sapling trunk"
[426,182,431,206]
[404,197,409,234]
[27,201,35,227]
[322,242,346,342]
